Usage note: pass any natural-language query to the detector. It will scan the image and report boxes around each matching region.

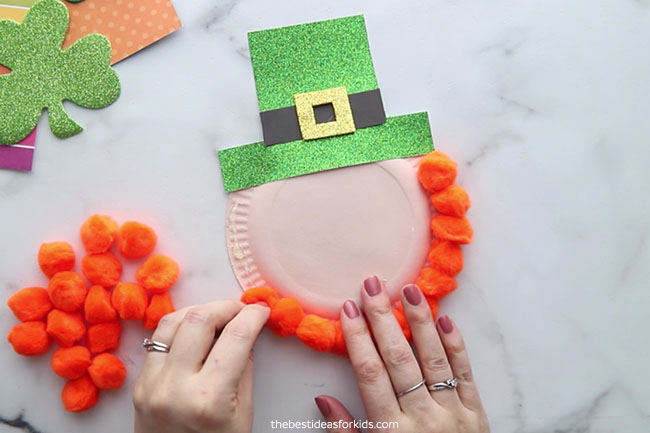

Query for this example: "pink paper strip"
[0,128,37,171]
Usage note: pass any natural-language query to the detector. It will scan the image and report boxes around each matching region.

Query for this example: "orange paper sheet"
[63,0,181,65]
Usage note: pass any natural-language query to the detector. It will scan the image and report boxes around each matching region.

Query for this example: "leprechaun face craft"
[218,15,473,356]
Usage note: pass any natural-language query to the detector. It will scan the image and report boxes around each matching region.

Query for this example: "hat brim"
[218,112,434,192]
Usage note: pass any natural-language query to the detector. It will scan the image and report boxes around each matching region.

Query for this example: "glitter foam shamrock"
[0,0,120,145]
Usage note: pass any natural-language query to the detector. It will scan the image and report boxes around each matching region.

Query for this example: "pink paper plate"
[225,157,430,319]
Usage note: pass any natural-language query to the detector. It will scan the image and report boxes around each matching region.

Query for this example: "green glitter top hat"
[218,15,433,192]
[249,15,378,113]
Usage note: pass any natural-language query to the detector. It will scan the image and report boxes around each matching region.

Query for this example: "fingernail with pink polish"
[343,300,360,318]
[364,275,382,297]
[315,396,331,417]
[403,284,422,306]
[438,315,454,334]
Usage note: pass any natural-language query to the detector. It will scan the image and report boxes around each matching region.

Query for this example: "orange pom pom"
[431,215,473,244]
[48,271,87,312]
[143,293,175,330]
[418,152,457,192]
[38,241,75,278]
[51,346,91,379]
[393,305,412,341]
[80,214,118,254]
[88,353,126,390]
[61,375,99,412]
[135,254,179,294]
[7,321,51,356]
[428,240,463,276]
[81,253,122,287]
[118,221,157,259]
[296,315,336,352]
[241,287,279,308]
[431,185,471,217]
[87,321,121,354]
[112,282,148,320]
[84,285,118,324]
[267,297,303,336]
[46,310,86,347]
[331,320,348,357]
[7,286,53,322]
[416,268,457,299]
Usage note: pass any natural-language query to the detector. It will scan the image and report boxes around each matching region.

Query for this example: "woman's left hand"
[314,276,489,433]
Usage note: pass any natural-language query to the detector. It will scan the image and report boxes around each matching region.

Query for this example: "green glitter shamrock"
[0,0,120,145]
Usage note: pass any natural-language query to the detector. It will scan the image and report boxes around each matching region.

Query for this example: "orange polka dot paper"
[63,0,181,65]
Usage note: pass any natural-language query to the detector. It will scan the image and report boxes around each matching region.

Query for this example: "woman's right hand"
[133,300,270,433]
[314,276,489,433]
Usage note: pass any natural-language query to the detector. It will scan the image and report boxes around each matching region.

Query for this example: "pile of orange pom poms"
[6,215,179,412]
[240,151,473,356]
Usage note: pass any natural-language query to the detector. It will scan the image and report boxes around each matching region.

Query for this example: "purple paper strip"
[0,128,37,172]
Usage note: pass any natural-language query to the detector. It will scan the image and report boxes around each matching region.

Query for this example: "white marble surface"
[2,0,650,432]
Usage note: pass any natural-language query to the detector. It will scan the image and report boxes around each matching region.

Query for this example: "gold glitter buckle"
[294,86,356,140]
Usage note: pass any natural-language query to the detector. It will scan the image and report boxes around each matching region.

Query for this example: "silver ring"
[427,377,458,392]
[395,379,426,398]
[143,338,170,353]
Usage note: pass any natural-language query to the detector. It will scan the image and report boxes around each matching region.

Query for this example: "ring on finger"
[143,338,170,353]
[427,377,458,392]
[395,379,426,398]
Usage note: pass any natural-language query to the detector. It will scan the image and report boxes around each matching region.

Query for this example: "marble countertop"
[2,0,650,432]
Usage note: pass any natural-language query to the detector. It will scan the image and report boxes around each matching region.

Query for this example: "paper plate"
[225,157,430,319]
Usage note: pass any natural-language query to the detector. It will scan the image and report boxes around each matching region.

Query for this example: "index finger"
[340,299,401,421]
[202,304,270,388]
[166,300,244,372]
[142,304,195,372]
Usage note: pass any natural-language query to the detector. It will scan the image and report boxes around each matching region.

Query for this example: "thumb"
[314,395,362,433]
